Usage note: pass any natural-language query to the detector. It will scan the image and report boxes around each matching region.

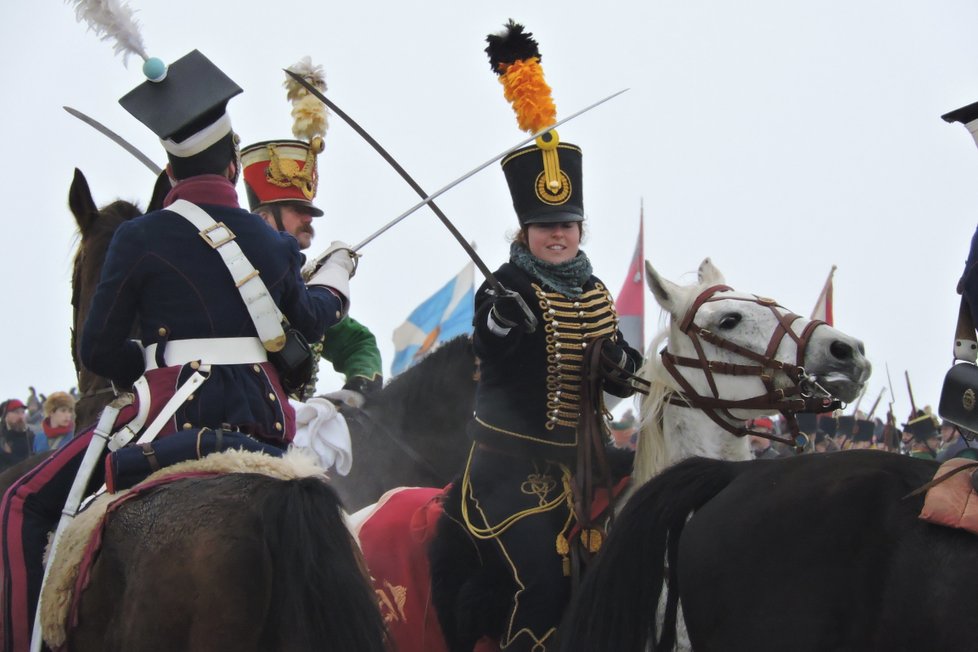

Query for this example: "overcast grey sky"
[3,1,978,423]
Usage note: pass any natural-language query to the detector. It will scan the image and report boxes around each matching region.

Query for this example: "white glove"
[320,388,366,409]
[302,241,358,280]
[308,241,356,308]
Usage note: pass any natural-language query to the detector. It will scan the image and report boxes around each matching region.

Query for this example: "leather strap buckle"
[198,222,235,248]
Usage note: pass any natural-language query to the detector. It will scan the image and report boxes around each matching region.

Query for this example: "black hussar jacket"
[468,262,642,463]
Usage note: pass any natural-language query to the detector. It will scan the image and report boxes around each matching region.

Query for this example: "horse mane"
[70,197,142,427]
[71,199,142,307]
[633,329,685,485]
[368,335,475,417]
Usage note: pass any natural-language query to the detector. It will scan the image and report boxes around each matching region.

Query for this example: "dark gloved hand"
[489,289,529,331]
[599,338,636,392]
[344,375,383,398]
[600,339,629,370]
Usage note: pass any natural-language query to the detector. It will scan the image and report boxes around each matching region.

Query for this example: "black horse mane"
[368,335,476,415]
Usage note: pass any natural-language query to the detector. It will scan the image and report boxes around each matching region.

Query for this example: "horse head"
[634,258,870,481]
[69,169,143,427]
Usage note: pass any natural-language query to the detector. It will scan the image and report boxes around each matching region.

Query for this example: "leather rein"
[660,284,841,449]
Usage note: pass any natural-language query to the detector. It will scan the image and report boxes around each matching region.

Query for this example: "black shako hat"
[119,50,243,179]
[853,419,875,442]
[501,139,584,225]
[795,412,818,436]
[818,414,839,437]
[487,20,585,226]
[904,410,940,441]
[836,415,856,437]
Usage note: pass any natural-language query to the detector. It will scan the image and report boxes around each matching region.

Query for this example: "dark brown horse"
[66,470,386,652]
[332,334,477,511]
[557,451,974,652]
[26,171,387,651]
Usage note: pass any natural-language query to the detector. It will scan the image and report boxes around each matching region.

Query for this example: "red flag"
[616,206,645,353]
[810,265,836,326]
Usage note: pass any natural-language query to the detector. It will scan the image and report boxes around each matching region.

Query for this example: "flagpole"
[638,199,645,350]
[810,264,837,321]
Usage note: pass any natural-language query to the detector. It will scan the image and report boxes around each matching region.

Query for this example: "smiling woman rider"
[429,21,644,652]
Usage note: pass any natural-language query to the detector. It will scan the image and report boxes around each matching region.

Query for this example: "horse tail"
[261,476,387,652]
[559,456,740,652]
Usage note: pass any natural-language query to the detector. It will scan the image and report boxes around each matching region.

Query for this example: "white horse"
[561,257,871,652]
[631,257,869,488]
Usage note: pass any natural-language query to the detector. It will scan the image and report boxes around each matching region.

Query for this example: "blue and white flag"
[391,261,474,376]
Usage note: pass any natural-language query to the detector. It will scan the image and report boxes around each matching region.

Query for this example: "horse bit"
[660,284,841,449]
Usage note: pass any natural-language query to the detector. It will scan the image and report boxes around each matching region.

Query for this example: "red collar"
[163,175,240,209]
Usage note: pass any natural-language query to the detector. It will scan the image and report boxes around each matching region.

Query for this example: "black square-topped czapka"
[119,49,242,149]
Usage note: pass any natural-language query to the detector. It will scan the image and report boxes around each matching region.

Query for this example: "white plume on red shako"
[284,56,330,142]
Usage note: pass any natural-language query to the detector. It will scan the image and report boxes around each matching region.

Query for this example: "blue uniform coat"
[80,181,343,439]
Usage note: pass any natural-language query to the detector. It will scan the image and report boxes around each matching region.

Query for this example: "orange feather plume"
[498,58,557,134]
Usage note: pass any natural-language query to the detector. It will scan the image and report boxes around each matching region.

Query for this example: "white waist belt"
[144,337,268,370]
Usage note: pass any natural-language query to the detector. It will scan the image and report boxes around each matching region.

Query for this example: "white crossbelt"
[167,199,287,352]
[144,337,268,370]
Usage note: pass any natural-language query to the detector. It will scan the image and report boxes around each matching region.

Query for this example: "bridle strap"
[663,285,839,447]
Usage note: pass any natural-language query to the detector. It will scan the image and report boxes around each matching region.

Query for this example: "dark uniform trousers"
[446,447,572,652]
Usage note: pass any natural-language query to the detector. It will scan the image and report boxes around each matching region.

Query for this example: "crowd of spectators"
[0,388,77,471]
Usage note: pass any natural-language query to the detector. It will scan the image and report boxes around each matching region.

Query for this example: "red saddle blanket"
[355,478,630,652]
[354,487,465,652]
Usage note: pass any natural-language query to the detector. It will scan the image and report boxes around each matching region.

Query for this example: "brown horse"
[67,168,167,429]
[332,334,477,511]
[24,171,387,651]
[64,468,387,652]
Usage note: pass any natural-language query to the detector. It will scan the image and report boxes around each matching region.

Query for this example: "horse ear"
[146,170,172,214]
[645,260,682,313]
[697,258,725,286]
[68,168,99,236]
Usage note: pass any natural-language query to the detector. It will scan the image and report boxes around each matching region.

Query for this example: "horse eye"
[718,313,742,330]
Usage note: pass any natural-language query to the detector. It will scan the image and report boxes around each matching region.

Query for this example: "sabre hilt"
[302,242,360,282]
[488,286,538,334]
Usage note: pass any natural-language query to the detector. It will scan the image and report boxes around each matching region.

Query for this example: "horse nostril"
[830,340,853,361]
[857,341,865,355]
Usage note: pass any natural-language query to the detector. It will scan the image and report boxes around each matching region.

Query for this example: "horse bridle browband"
[661,284,841,448]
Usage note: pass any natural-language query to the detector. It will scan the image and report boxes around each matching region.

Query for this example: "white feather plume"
[284,57,329,141]
[68,0,149,65]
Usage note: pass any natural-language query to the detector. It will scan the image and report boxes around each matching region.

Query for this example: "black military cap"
[119,50,242,159]
[795,412,818,436]
[853,419,875,442]
[904,411,940,441]
[501,137,584,226]
[818,414,838,437]
[942,100,978,125]
[836,415,856,437]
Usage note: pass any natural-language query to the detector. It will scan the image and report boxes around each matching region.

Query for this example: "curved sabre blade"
[64,106,163,176]
[350,88,629,252]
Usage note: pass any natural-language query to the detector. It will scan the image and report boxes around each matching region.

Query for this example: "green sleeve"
[320,316,384,384]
